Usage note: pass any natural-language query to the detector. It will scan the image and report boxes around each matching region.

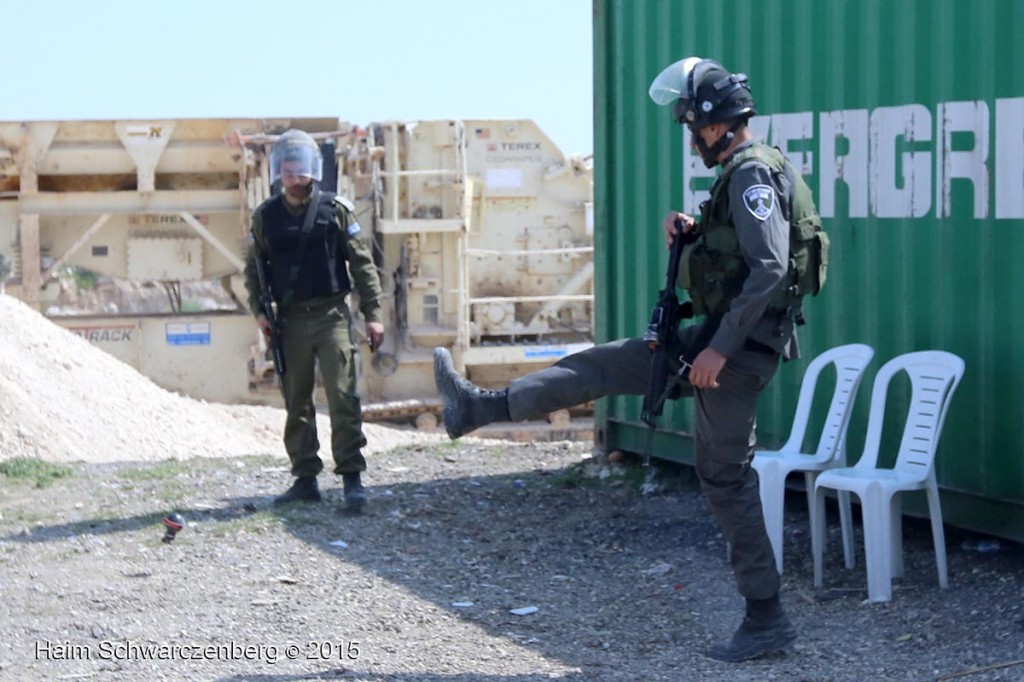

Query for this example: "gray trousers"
[508,330,781,600]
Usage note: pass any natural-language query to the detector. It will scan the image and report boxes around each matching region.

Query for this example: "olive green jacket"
[243,194,384,324]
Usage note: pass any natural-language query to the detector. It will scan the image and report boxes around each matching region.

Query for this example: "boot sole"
[706,629,797,662]
[433,348,463,439]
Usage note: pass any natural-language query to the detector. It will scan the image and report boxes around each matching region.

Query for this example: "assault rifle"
[639,219,720,467]
[250,232,287,381]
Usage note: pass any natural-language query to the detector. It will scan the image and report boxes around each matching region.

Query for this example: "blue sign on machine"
[523,342,592,360]
[165,321,211,346]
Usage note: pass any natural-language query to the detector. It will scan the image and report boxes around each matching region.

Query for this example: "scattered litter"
[641,561,672,576]
[452,601,474,608]
[387,466,410,473]
[423,505,457,516]
[961,539,1002,553]
[510,606,539,616]
[329,540,349,549]
[275,575,299,584]
[640,469,663,496]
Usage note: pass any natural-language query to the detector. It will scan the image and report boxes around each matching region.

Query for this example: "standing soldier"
[244,129,385,512]
[434,57,828,661]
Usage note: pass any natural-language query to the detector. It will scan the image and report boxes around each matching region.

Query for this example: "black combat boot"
[707,594,797,662]
[273,475,322,506]
[342,472,367,513]
[433,348,511,439]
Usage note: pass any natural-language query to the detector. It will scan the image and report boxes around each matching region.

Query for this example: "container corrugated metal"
[593,0,1024,541]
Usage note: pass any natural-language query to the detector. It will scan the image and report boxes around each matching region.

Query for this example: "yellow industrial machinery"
[0,117,593,426]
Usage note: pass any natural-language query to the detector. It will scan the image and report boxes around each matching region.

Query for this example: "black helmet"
[649,57,756,130]
[650,56,756,167]
[269,129,323,183]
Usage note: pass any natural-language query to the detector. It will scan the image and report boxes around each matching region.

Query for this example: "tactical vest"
[261,191,353,305]
[680,143,829,322]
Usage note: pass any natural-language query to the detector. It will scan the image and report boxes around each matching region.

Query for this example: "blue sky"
[5,0,594,155]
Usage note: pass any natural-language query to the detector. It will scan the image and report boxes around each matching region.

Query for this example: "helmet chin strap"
[693,119,745,168]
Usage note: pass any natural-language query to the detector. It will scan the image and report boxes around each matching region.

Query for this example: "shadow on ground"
[3,448,1023,682]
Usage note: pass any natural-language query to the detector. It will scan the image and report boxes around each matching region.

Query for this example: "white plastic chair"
[752,343,875,574]
[812,350,965,602]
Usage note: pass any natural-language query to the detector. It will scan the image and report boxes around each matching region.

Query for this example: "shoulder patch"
[347,221,362,236]
[742,184,776,221]
[332,195,355,211]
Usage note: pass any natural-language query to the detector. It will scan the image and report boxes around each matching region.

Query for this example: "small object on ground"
[961,538,1002,553]
[510,606,539,616]
[161,513,185,543]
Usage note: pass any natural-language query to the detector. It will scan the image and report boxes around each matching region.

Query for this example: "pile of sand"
[0,294,439,464]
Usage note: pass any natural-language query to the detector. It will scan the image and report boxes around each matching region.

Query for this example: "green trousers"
[279,297,367,477]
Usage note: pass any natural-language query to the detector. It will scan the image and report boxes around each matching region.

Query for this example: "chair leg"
[837,490,855,570]
[926,483,949,589]
[804,471,820,570]
[756,463,786,575]
[862,486,894,602]
[889,492,904,579]
[812,486,828,588]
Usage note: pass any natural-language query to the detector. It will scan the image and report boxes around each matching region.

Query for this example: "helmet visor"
[648,56,703,105]
[270,141,323,183]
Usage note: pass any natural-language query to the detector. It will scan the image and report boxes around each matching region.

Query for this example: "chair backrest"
[853,350,966,480]
[779,343,875,462]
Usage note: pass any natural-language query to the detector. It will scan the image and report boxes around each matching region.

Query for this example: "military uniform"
[506,139,802,600]
[244,190,383,479]
[436,57,820,661]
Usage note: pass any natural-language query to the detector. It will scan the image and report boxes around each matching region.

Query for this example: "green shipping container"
[592,0,1024,541]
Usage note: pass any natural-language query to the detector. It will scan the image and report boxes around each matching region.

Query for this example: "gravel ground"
[2,440,1023,682]
[2,293,1024,681]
